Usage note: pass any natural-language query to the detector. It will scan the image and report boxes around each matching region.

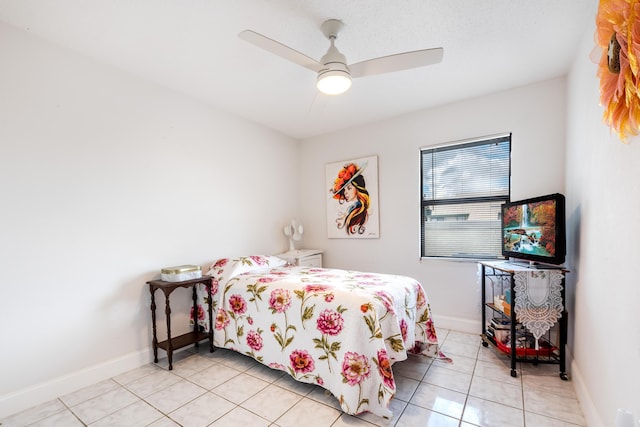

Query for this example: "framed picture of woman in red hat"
[325,155,379,238]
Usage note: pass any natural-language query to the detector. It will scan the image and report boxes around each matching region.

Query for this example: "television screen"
[501,193,566,265]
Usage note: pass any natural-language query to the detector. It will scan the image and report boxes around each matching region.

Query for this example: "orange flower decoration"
[595,0,640,141]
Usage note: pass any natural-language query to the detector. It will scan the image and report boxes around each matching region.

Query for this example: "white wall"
[565,12,640,426]
[0,23,298,417]
[299,78,567,333]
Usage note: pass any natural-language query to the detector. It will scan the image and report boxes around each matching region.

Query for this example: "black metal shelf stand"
[479,261,569,380]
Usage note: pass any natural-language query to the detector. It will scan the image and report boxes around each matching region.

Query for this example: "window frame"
[420,133,511,261]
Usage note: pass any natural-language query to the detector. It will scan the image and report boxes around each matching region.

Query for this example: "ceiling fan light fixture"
[240,18,443,95]
[317,69,352,95]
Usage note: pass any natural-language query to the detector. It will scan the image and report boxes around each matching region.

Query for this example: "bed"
[192,255,448,418]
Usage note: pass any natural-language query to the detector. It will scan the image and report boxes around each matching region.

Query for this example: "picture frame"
[325,155,379,239]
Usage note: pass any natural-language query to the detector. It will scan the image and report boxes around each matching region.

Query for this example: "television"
[501,193,566,266]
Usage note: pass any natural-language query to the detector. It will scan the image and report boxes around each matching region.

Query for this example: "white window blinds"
[420,133,511,259]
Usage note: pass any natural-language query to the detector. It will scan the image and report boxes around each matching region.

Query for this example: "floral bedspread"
[193,255,444,418]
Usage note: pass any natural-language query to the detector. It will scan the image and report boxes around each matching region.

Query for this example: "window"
[420,133,511,259]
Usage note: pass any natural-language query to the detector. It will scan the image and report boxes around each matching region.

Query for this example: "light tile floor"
[0,329,586,427]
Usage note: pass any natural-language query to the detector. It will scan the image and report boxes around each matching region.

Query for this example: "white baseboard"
[0,348,153,419]
[433,314,482,335]
[571,358,604,427]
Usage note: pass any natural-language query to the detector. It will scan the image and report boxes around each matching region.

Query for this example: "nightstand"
[276,249,323,267]
[147,275,214,370]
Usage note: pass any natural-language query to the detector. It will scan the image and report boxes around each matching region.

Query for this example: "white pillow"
[205,255,286,283]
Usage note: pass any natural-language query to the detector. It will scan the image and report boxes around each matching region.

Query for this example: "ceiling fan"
[239,19,443,95]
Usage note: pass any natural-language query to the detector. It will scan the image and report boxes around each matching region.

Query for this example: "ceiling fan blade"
[350,47,443,78]
[239,30,321,73]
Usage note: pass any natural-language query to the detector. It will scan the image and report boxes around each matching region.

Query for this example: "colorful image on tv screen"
[502,200,557,258]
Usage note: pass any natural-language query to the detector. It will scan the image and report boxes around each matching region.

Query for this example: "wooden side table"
[147,275,214,370]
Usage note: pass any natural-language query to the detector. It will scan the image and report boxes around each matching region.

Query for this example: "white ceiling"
[0,0,596,139]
